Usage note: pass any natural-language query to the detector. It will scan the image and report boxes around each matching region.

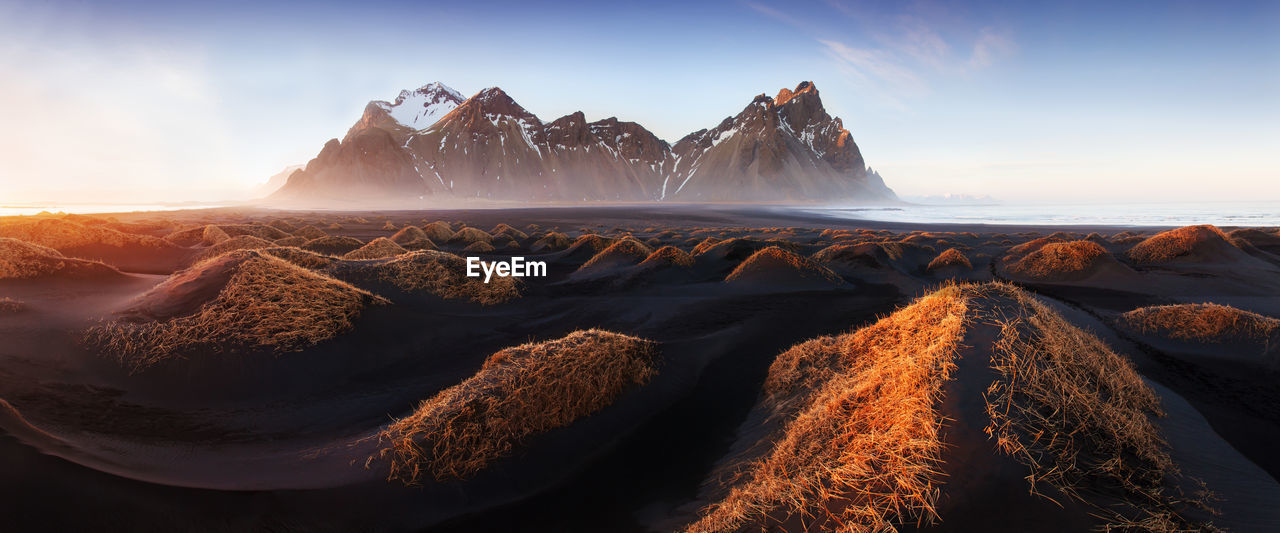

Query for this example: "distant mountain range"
[268,81,897,206]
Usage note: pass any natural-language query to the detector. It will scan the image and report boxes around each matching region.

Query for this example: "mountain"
[269,81,896,206]
[253,164,304,198]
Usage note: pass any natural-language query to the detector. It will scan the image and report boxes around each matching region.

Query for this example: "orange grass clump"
[343,237,407,260]
[926,247,972,271]
[724,246,842,285]
[0,218,174,251]
[975,283,1218,531]
[195,235,275,261]
[259,246,336,270]
[1120,303,1279,345]
[421,221,456,242]
[1127,224,1233,264]
[84,250,386,371]
[578,238,654,272]
[638,245,695,269]
[530,231,573,252]
[292,225,329,240]
[490,223,529,241]
[302,235,365,255]
[448,226,493,245]
[375,329,658,483]
[0,238,121,280]
[1005,240,1109,280]
[359,250,519,305]
[687,284,970,532]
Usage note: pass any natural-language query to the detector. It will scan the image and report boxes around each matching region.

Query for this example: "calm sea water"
[0,203,227,217]
[810,202,1280,228]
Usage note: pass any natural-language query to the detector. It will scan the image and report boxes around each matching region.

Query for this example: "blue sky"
[0,0,1276,203]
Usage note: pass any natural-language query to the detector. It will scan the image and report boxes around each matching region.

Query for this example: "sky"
[0,0,1276,204]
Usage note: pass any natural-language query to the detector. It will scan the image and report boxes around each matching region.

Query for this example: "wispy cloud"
[754,1,1017,108]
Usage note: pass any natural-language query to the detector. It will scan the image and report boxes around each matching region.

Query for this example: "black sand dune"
[1,207,1279,532]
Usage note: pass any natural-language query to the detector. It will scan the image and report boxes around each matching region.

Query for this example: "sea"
[810,201,1280,228]
[2,201,1277,228]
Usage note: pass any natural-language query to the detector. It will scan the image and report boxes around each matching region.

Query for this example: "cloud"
[969,27,1017,69]
[819,39,926,100]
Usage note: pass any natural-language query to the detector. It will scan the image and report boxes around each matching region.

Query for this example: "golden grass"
[687,284,970,533]
[259,246,336,270]
[267,219,297,233]
[0,297,25,313]
[639,245,695,268]
[490,223,528,241]
[579,238,654,271]
[724,246,842,285]
[1120,303,1279,345]
[273,236,308,248]
[974,283,1218,531]
[361,250,519,304]
[0,218,174,251]
[195,235,275,261]
[218,224,291,240]
[382,221,397,231]
[926,247,972,271]
[84,250,385,371]
[292,225,328,240]
[1005,240,1110,280]
[0,238,120,280]
[375,329,658,483]
[567,234,616,254]
[691,237,722,255]
[448,226,493,245]
[1128,225,1233,264]
[302,235,365,255]
[421,221,456,242]
[390,225,428,244]
[343,237,407,260]
[462,241,495,253]
[530,231,573,252]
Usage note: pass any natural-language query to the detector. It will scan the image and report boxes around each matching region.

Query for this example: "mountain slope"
[269,81,895,205]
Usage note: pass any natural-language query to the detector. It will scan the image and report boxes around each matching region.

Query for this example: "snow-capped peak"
[381,82,465,131]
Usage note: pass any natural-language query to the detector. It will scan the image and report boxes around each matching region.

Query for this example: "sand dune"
[343,237,407,260]
[724,246,844,288]
[302,235,365,255]
[84,250,385,371]
[373,329,657,484]
[0,238,125,280]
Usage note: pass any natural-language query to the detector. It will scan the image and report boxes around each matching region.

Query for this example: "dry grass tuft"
[302,235,365,255]
[273,236,309,248]
[579,238,654,272]
[688,284,970,533]
[639,245,695,269]
[1005,240,1110,280]
[292,225,328,240]
[0,238,122,280]
[195,235,275,261]
[448,227,493,245]
[926,247,972,271]
[421,221,456,242]
[0,218,174,251]
[490,223,528,241]
[259,246,336,270]
[375,329,658,483]
[1128,225,1234,264]
[462,241,495,253]
[530,231,573,252]
[84,250,385,371]
[390,225,428,245]
[975,283,1219,531]
[354,250,519,305]
[343,237,407,260]
[724,246,843,286]
[1120,303,1279,345]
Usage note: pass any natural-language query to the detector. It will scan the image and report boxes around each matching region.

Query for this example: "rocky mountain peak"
[774,81,818,106]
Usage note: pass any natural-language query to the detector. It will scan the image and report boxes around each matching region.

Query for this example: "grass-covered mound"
[0,238,123,280]
[1003,240,1131,282]
[302,235,365,256]
[638,245,695,269]
[724,246,843,288]
[490,223,528,242]
[687,285,970,532]
[292,225,328,240]
[688,283,1218,532]
[85,250,385,371]
[926,247,972,272]
[163,225,231,246]
[375,329,658,483]
[0,219,171,251]
[194,235,275,261]
[336,250,519,305]
[575,239,654,276]
[343,237,407,260]
[421,221,456,243]
[1127,224,1245,265]
[447,227,493,245]
[1120,303,1279,347]
[530,231,573,252]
